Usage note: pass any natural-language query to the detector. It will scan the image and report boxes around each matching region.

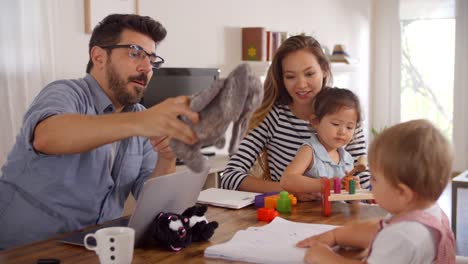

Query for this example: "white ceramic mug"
[84,227,135,264]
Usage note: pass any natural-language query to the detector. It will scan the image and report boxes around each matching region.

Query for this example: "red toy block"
[257,208,279,222]
[321,177,331,217]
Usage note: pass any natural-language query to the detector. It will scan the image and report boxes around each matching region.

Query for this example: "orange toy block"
[263,194,297,209]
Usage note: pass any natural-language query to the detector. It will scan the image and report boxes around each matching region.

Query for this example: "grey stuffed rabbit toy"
[170,63,263,173]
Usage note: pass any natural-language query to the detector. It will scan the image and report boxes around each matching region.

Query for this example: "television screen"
[141,67,220,108]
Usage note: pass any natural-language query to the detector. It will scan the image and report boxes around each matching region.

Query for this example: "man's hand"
[150,136,176,160]
[138,96,199,145]
[150,136,177,177]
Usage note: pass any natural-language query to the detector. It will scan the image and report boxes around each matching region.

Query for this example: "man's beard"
[106,62,148,107]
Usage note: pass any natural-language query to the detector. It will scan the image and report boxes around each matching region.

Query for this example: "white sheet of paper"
[205,217,338,263]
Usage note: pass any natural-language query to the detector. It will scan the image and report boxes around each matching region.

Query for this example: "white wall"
[52,0,90,79]
[52,0,371,78]
[141,1,369,77]
[369,0,401,137]
[452,0,468,171]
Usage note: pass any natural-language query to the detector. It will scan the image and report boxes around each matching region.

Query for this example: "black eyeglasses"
[100,44,165,69]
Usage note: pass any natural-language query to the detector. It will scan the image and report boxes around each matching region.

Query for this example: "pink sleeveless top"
[368,209,455,264]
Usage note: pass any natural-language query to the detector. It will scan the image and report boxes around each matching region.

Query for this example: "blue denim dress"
[303,133,354,179]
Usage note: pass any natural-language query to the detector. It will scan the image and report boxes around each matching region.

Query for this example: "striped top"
[220,104,371,190]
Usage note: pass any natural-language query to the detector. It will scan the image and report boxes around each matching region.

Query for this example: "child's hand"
[340,177,348,188]
[296,229,336,248]
[354,176,361,189]
[304,242,336,264]
[340,175,361,190]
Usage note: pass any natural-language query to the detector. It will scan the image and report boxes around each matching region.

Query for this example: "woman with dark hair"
[220,35,370,197]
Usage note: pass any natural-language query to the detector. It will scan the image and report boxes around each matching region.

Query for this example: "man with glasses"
[0,14,199,250]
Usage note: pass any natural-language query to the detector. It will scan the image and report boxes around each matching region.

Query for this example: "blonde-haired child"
[297,119,455,264]
[280,87,362,193]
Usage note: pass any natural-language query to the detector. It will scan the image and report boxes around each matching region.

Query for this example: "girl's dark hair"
[86,14,167,73]
[313,87,362,124]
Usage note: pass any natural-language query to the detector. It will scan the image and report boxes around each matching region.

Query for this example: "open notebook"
[197,188,260,209]
[205,217,338,263]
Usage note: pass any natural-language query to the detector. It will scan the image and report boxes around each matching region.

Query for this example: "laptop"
[57,167,210,247]
[197,188,260,209]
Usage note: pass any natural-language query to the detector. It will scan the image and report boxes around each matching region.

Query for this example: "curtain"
[0,0,57,167]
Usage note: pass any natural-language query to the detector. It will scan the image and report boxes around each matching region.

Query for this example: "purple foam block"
[254,192,279,208]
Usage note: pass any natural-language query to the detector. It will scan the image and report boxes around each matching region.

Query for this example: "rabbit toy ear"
[226,64,264,155]
[190,79,225,112]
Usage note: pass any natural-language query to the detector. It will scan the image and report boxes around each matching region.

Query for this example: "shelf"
[242,61,358,78]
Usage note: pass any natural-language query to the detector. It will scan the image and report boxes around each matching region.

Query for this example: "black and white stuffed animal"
[182,204,219,242]
[150,204,219,251]
[151,212,192,251]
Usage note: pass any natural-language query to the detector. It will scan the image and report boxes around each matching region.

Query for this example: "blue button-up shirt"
[0,74,157,249]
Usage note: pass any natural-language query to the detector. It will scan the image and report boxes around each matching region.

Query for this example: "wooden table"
[0,200,387,263]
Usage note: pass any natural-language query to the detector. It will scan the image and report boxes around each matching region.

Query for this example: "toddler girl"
[281,87,362,193]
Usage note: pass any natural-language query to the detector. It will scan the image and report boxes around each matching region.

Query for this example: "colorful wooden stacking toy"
[321,163,374,216]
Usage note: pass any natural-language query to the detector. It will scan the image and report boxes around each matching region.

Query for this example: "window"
[400,18,455,140]
[372,0,467,171]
